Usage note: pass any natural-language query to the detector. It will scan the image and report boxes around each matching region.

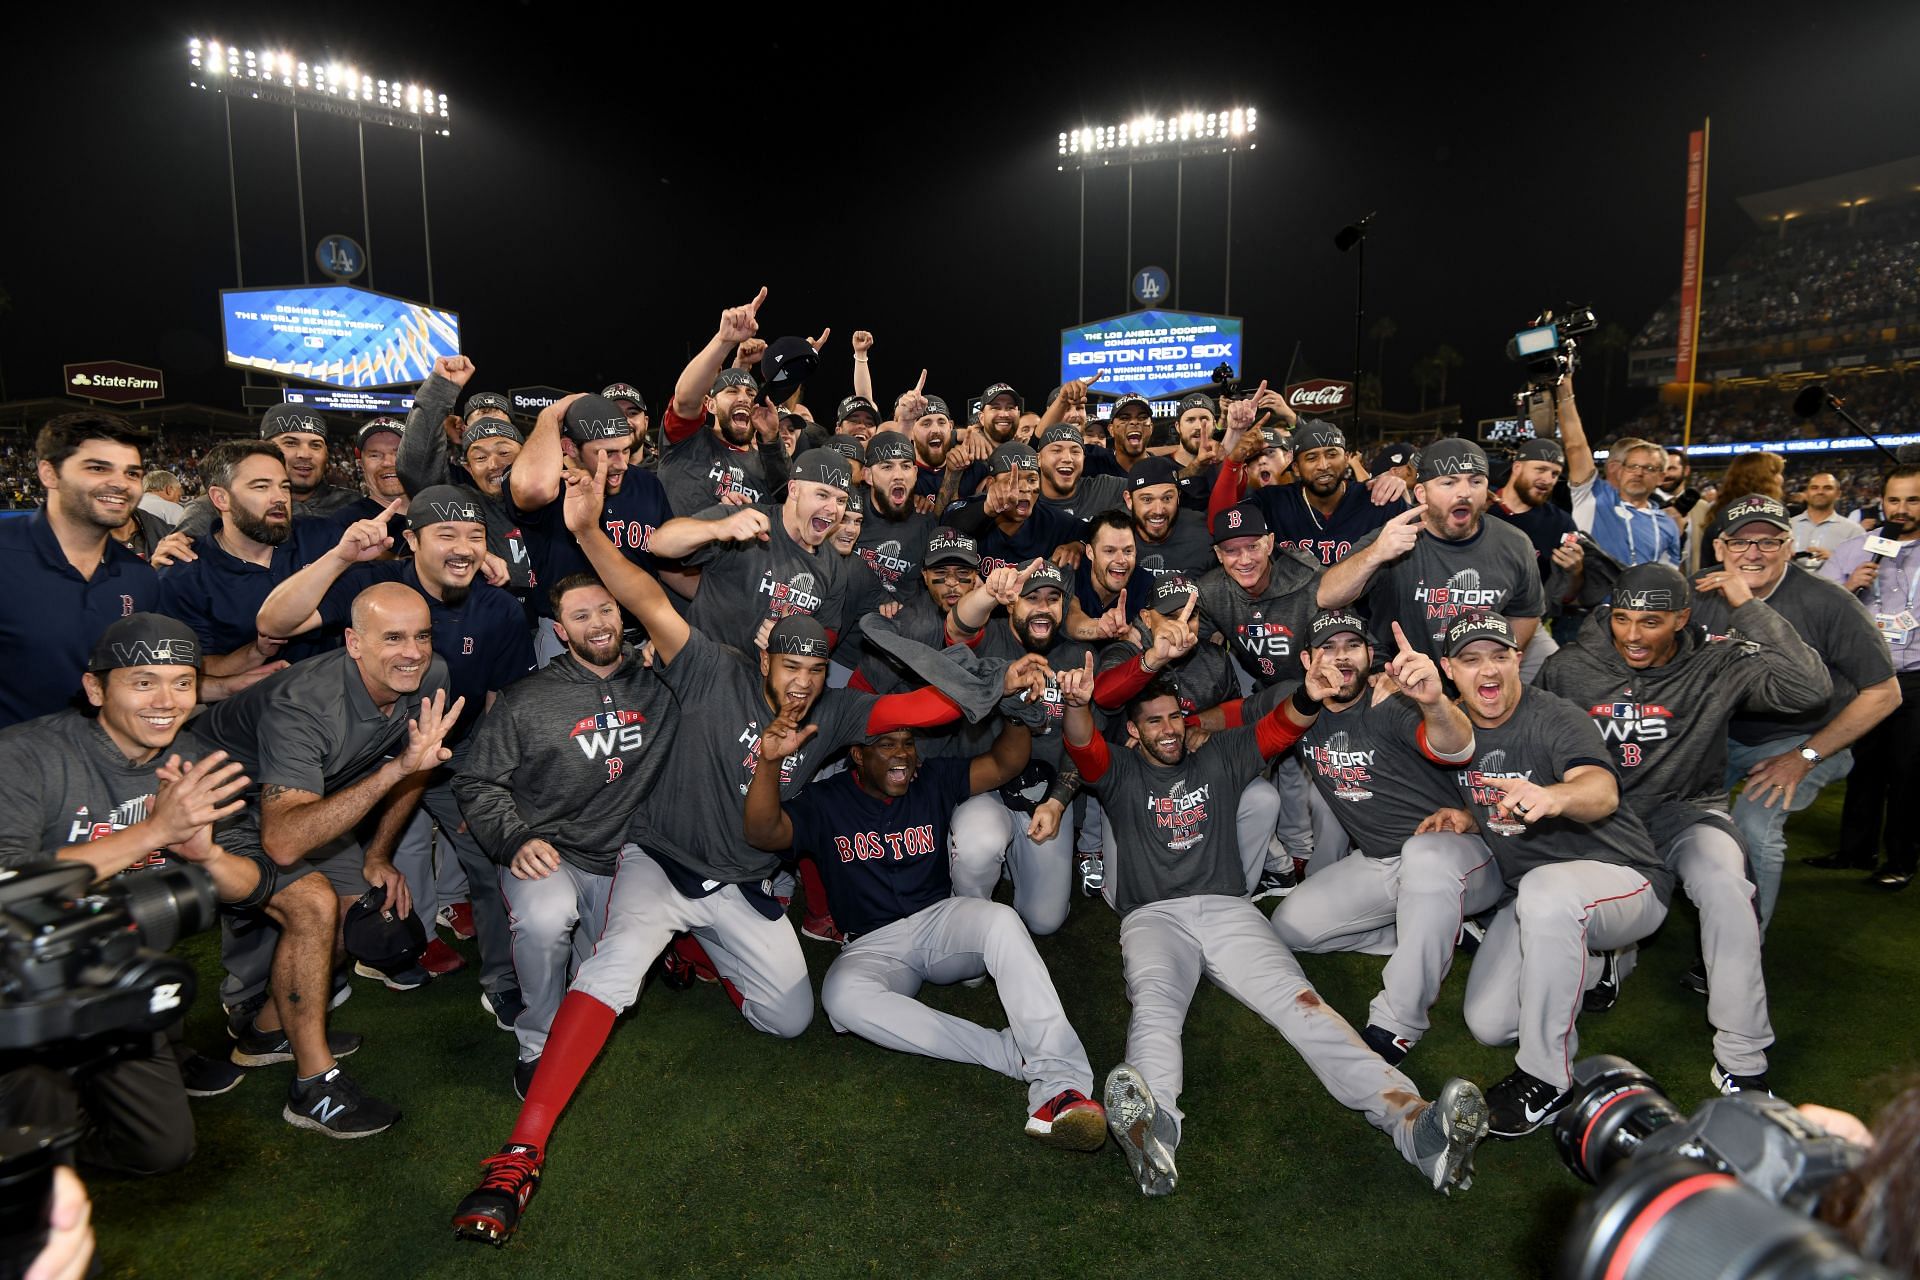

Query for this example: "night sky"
[7,4,1920,430]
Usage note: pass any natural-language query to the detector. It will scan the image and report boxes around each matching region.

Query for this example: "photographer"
[1556,375,1681,568]
[0,615,297,1175]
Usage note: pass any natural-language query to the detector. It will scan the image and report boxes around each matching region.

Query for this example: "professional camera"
[1552,1056,1893,1279]
[1507,306,1598,388]
[1211,362,1243,399]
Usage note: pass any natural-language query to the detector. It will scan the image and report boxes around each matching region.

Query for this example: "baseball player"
[394,357,533,598]
[1362,612,1671,1139]
[853,430,938,595]
[450,459,1044,1244]
[1318,438,1545,665]
[744,708,1108,1150]
[1207,414,1408,569]
[1058,651,1489,1196]
[656,287,793,515]
[1536,562,1829,1094]
[941,442,1088,574]
[1270,612,1478,958]
[1125,456,1216,583]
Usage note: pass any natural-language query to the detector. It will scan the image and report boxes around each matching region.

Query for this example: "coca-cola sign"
[1285,379,1354,412]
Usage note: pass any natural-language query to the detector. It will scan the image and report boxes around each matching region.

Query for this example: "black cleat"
[453,1144,544,1245]
[513,1056,539,1102]
[1362,1023,1414,1067]
[1582,949,1622,1014]
[1485,1068,1571,1139]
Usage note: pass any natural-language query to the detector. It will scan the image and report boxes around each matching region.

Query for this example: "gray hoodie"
[453,647,678,875]
[1535,600,1831,823]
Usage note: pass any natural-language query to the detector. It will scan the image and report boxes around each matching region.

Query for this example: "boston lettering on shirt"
[1350,518,1545,663]
[1450,688,1672,903]
[685,502,852,649]
[854,507,937,596]
[317,559,535,742]
[1689,562,1895,747]
[154,515,339,657]
[782,757,973,939]
[632,627,878,885]
[1251,481,1408,568]
[511,466,672,619]
[1296,692,1463,860]
[1194,552,1320,688]
[0,509,159,729]
[1131,508,1216,582]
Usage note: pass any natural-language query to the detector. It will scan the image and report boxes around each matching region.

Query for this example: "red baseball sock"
[797,858,833,925]
[509,991,616,1154]
[672,935,745,1012]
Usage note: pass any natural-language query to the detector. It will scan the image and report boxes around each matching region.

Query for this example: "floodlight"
[188,38,450,135]
[1055,106,1259,168]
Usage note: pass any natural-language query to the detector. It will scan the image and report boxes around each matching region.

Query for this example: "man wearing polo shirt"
[1127,456,1216,582]
[942,442,1088,574]
[0,412,158,729]
[257,486,536,1014]
[854,430,937,595]
[173,405,360,539]
[1794,472,1866,564]
[394,357,533,598]
[192,583,462,1136]
[1318,438,1545,666]
[659,288,791,515]
[1210,418,1408,569]
[1689,495,1900,921]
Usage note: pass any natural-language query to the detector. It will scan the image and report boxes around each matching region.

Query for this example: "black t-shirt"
[1040,474,1129,521]
[660,422,784,516]
[783,757,973,938]
[1296,691,1463,859]
[853,507,938,597]
[1132,507,1217,582]
[1252,482,1408,568]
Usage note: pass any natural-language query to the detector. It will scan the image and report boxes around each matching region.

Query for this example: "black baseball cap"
[1177,392,1217,417]
[865,430,914,464]
[711,368,759,398]
[410,485,486,529]
[463,392,512,422]
[791,448,853,493]
[836,395,880,425]
[1417,438,1490,483]
[1112,393,1153,417]
[1612,563,1691,613]
[1038,424,1083,450]
[843,488,865,517]
[343,885,428,976]
[1292,419,1347,453]
[825,434,866,466]
[1370,443,1414,473]
[261,403,327,441]
[759,336,818,403]
[1714,494,1793,539]
[462,418,523,450]
[1129,456,1181,491]
[919,394,952,420]
[1020,562,1071,598]
[1149,574,1198,614]
[925,529,981,569]
[1514,438,1567,466]
[601,383,647,412]
[1310,610,1371,648]
[88,613,201,673]
[564,395,632,444]
[1211,500,1271,544]
[1444,612,1519,656]
[978,382,1023,412]
[768,615,831,658]
[988,442,1039,475]
[356,417,404,448]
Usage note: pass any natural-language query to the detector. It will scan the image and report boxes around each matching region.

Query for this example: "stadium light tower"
[1055,108,1258,321]
[186,38,452,302]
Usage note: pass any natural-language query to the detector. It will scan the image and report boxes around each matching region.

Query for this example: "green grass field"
[89,791,1918,1279]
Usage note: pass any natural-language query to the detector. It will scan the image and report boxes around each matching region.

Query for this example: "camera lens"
[1553,1055,1686,1184]
[0,1126,69,1278]
[114,864,217,953]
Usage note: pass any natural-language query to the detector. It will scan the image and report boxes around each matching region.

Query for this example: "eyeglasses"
[1619,462,1662,474]
[1723,536,1788,552]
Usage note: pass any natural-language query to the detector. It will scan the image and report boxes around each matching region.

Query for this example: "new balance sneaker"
[420,937,467,977]
[1582,949,1622,1014]
[230,1023,363,1069]
[452,1144,544,1246]
[1711,1063,1772,1096]
[283,1065,400,1139]
[1362,1024,1414,1067]
[1077,847,1104,897]
[1485,1068,1571,1139]
[354,960,432,992]
[1680,962,1709,996]
[800,914,846,946]
[1026,1090,1107,1151]
[1104,1063,1178,1196]
[513,1056,539,1102]
[437,901,477,940]
[1411,1078,1489,1195]
[482,987,526,1032]
[1251,864,1299,903]
[178,1049,246,1098]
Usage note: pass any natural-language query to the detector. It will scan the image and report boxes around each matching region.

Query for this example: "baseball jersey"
[683,502,853,648]
[1131,508,1216,582]
[1536,603,1831,818]
[0,711,211,871]
[854,507,938,596]
[1040,474,1128,521]
[154,517,339,656]
[1194,553,1320,688]
[1689,563,1895,747]
[1296,691,1467,860]
[942,497,1087,575]
[782,757,973,938]
[1251,480,1408,568]
[0,510,158,729]
[453,647,677,876]
[1350,519,1545,663]
[658,407,786,515]
[511,468,672,619]
[1450,689,1671,903]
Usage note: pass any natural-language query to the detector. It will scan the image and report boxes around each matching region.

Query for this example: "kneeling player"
[746,710,1106,1149]
[1059,654,1489,1197]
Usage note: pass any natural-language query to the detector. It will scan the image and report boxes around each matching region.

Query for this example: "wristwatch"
[1798,746,1825,767]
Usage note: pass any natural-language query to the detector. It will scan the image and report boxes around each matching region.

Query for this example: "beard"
[439,580,473,608]
[1014,613,1059,654]
[230,505,291,546]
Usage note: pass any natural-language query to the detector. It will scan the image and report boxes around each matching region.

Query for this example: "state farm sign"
[1285,379,1354,413]
[65,360,166,405]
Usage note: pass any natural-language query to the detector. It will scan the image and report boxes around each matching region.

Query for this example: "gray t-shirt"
[1451,689,1671,903]
[1297,691,1465,860]
[660,425,784,516]
[1350,518,1545,664]
[685,503,853,651]
[0,712,212,871]
[854,508,937,597]
[1133,507,1218,583]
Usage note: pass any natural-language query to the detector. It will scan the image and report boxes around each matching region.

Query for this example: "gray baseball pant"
[1270,853,1400,956]
[822,896,1094,1110]
[949,793,1075,935]
[1369,833,1666,1089]
[1266,755,1316,870]
[1098,778,1280,909]
[1304,785,1352,877]
[391,807,470,934]
[499,860,615,1061]
[412,767,517,996]
[1119,894,1429,1164]
[1664,823,1773,1076]
[570,844,812,1038]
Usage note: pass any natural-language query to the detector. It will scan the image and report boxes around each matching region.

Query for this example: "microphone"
[1856,520,1907,598]
[1792,383,1830,419]
[1791,382,1902,466]
[1334,213,1376,253]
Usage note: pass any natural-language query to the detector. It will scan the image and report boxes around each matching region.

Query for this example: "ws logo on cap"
[111,639,198,668]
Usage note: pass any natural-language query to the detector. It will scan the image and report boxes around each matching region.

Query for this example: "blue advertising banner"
[220,284,460,389]
[1059,309,1243,401]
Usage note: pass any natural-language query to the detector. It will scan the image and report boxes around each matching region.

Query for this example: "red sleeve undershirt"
[1215,698,1246,728]
[1208,458,1248,534]
[661,403,706,445]
[1093,652,1155,709]
[866,686,962,735]
[1415,721,1467,765]
[847,668,877,694]
[1254,702,1308,759]
[1063,732,1111,783]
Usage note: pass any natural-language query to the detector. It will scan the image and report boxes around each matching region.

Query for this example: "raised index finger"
[1391,620,1415,655]
[913,368,928,396]
[747,285,769,313]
